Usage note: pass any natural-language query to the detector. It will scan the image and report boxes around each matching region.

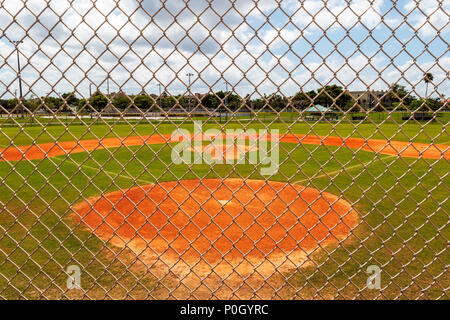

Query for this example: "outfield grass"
[0,117,449,146]
[0,120,448,299]
[2,111,449,124]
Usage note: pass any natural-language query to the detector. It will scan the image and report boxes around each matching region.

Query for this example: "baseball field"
[0,117,448,299]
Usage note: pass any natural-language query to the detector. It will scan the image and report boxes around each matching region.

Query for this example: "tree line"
[0,83,445,114]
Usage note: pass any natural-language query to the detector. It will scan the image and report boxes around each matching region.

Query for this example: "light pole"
[10,40,24,117]
[157,83,162,109]
[186,72,194,111]
[224,81,229,122]
[89,83,93,97]
[107,77,110,96]
[224,81,229,108]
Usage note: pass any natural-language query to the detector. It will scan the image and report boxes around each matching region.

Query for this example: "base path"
[0,133,448,161]
[188,143,258,160]
[279,134,449,160]
[73,179,359,271]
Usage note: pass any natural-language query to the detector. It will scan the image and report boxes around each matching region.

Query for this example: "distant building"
[348,90,393,109]
[108,91,126,99]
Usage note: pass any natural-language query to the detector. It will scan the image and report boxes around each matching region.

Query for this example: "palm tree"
[424,72,433,98]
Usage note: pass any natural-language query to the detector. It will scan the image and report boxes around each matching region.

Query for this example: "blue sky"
[0,0,448,100]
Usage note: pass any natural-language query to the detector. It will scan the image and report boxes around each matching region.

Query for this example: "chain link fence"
[0,0,448,299]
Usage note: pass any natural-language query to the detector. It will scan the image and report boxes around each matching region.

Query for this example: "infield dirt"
[73,178,358,298]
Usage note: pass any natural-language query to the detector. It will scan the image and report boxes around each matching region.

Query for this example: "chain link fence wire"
[0,0,448,299]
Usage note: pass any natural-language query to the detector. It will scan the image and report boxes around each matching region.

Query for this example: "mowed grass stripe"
[52,155,154,186]
[294,154,397,185]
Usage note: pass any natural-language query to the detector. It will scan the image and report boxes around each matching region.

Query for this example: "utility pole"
[224,81,229,107]
[186,72,194,111]
[10,40,24,117]
[157,83,162,109]
[224,81,229,122]
[369,90,374,110]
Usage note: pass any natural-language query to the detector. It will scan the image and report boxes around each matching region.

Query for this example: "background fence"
[0,0,448,299]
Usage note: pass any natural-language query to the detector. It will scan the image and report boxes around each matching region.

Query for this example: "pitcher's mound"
[73,179,358,269]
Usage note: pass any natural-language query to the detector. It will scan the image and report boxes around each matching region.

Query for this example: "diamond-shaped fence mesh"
[0,0,448,300]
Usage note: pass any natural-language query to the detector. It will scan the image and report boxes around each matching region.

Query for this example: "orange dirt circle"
[73,178,358,266]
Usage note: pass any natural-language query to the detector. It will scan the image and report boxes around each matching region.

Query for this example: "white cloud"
[383,56,450,97]
[292,0,384,30]
[0,0,448,99]
[404,0,450,37]
[261,28,302,48]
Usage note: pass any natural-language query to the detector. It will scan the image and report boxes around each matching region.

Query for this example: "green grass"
[0,117,449,146]
[0,119,448,299]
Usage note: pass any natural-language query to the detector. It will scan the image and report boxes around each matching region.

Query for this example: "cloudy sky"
[0,0,448,99]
